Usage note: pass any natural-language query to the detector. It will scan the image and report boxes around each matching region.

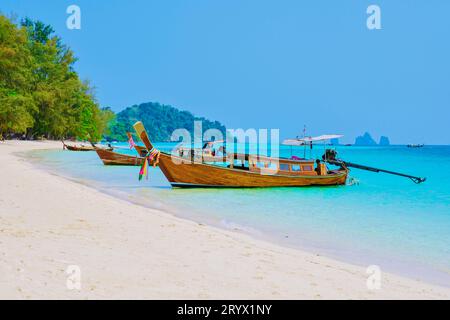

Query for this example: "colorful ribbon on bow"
[138,147,161,181]
[128,135,136,149]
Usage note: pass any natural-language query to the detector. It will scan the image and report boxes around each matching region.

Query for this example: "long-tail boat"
[133,121,348,188]
[88,138,143,166]
[62,140,113,152]
[93,147,144,166]
[62,141,95,151]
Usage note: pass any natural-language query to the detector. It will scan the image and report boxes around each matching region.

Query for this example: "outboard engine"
[323,149,338,162]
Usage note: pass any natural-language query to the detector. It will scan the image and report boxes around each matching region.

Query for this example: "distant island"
[354,132,390,146]
[379,136,390,146]
[105,102,226,142]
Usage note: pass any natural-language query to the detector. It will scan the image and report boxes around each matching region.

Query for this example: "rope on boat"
[138,147,160,181]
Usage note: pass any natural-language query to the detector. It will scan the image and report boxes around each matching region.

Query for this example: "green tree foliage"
[0,15,113,141]
[0,15,36,135]
[106,102,226,142]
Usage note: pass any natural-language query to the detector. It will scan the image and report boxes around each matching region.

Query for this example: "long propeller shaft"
[326,159,426,184]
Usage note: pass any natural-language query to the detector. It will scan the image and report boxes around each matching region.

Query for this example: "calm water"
[27,144,450,286]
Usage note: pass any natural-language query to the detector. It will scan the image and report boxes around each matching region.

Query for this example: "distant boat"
[407,144,424,148]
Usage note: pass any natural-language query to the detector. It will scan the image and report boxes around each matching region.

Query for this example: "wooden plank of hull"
[157,152,347,188]
[94,148,144,166]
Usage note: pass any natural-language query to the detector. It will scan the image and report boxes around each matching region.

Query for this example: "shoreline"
[27,146,450,289]
[1,140,450,299]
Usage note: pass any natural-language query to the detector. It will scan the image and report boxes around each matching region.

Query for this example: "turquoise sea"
[28,144,450,286]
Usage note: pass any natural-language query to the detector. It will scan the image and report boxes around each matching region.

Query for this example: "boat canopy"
[282,134,343,146]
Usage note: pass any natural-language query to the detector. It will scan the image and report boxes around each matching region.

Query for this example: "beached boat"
[93,147,144,166]
[63,142,94,151]
[133,122,348,188]
[62,140,113,152]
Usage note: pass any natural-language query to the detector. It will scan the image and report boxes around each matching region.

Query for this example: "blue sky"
[1,0,449,144]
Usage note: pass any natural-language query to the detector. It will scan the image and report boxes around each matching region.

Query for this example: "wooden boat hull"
[63,141,113,152]
[65,145,95,151]
[157,152,348,188]
[94,148,144,166]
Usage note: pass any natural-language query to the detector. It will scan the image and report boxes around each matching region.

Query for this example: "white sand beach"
[1,140,449,299]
